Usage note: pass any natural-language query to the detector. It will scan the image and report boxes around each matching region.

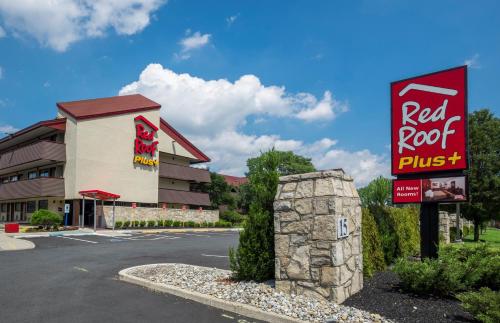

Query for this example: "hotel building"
[0,94,217,227]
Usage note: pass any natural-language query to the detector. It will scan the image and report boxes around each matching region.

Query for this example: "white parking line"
[201,254,229,258]
[59,236,98,244]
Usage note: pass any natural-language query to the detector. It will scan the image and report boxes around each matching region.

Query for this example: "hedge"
[362,208,385,277]
[30,209,62,229]
[371,206,420,265]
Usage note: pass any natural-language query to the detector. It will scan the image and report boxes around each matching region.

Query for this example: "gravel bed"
[343,271,475,323]
[127,263,391,323]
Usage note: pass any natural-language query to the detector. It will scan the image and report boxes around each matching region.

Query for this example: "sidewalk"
[0,233,35,251]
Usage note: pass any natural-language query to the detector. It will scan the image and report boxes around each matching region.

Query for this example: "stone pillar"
[439,211,450,244]
[273,169,362,304]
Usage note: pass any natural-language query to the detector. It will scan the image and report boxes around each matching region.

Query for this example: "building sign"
[133,115,159,167]
[393,176,467,204]
[391,66,467,175]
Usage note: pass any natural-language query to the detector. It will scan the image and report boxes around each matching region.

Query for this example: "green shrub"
[186,221,195,227]
[463,225,470,237]
[215,220,231,228]
[194,222,200,228]
[173,221,181,227]
[147,220,156,227]
[200,222,207,228]
[115,221,123,228]
[394,244,500,296]
[30,209,62,230]
[362,208,385,277]
[457,288,500,323]
[133,220,140,227]
[221,210,244,225]
[123,220,130,228]
[371,206,419,265]
[165,220,173,227]
[139,220,146,227]
[156,220,163,227]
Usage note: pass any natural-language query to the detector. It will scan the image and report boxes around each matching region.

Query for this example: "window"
[15,203,21,212]
[1,177,8,183]
[39,170,50,177]
[0,203,6,212]
[10,175,19,182]
[27,201,36,213]
[28,171,37,179]
[38,200,48,210]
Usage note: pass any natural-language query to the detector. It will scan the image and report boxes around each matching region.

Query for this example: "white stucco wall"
[61,109,161,203]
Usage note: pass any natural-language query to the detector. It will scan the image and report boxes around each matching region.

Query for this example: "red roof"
[221,175,248,187]
[160,118,210,163]
[57,94,160,120]
[0,118,66,144]
[79,189,120,200]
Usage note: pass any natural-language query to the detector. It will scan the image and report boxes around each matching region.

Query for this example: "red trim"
[79,189,120,200]
[0,118,66,144]
[160,118,210,163]
[134,115,158,131]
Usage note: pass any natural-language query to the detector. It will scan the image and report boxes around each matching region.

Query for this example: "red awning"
[79,190,120,200]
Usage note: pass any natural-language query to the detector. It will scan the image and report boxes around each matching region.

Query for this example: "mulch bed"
[343,271,476,323]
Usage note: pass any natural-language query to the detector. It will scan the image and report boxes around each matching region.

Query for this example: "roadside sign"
[393,176,467,204]
[64,203,70,213]
[391,66,467,175]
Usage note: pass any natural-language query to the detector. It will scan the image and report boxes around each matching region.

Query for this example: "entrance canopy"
[79,189,120,200]
[78,189,120,231]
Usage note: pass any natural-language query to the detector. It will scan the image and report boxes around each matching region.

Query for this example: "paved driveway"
[0,231,261,323]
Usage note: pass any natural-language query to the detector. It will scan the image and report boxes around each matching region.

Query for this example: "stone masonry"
[98,206,219,228]
[439,211,450,244]
[273,169,362,304]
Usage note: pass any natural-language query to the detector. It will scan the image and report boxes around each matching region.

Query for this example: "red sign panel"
[393,176,467,204]
[391,66,467,175]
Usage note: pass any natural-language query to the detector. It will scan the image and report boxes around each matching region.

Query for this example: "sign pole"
[419,203,439,259]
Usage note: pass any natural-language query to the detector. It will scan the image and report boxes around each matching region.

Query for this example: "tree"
[229,149,316,280]
[358,176,392,209]
[462,109,500,241]
[206,172,236,209]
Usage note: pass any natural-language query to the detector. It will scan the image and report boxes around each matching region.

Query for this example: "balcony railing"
[0,140,66,173]
[158,189,210,206]
[159,162,210,183]
[0,177,65,200]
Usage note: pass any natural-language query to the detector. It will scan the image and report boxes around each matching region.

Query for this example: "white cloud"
[464,54,481,69]
[0,124,19,134]
[175,30,211,60]
[119,64,386,186]
[226,14,239,26]
[0,25,5,37]
[0,0,166,52]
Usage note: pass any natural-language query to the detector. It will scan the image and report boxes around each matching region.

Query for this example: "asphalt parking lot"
[0,231,262,323]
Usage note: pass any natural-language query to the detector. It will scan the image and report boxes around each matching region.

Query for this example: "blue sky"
[0,0,498,186]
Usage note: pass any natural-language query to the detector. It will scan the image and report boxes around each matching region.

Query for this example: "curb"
[0,236,35,251]
[119,265,304,323]
[131,228,243,234]
[11,231,95,238]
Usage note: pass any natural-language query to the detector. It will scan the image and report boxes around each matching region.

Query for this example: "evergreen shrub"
[115,221,123,228]
[165,220,173,227]
[123,220,130,228]
[362,208,385,277]
[457,288,500,323]
[139,220,146,227]
[147,220,156,227]
[394,244,500,296]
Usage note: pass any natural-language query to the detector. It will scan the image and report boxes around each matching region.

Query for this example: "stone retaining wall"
[273,169,362,304]
[97,206,219,228]
[439,211,450,244]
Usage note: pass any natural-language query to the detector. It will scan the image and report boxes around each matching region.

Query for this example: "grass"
[461,227,500,249]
